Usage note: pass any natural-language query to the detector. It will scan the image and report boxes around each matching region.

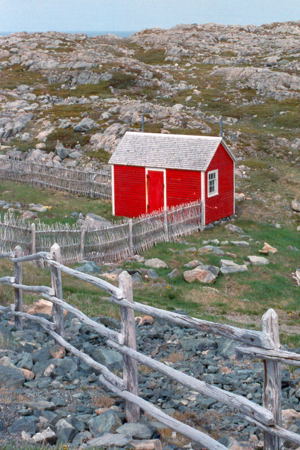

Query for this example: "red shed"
[109,132,235,225]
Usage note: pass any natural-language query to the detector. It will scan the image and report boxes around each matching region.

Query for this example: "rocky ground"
[1,22,300,171]
[0,307,299,449]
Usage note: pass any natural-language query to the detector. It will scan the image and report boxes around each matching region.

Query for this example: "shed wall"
[166,169,201,208]
[205,143,234,224]
[114,165,146,217]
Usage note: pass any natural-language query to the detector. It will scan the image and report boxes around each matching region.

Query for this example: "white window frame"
[207,169,219,197]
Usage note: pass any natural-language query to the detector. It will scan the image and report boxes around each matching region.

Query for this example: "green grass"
[0,181,114,224]
[44,128,92,151]
[0,65,45,89]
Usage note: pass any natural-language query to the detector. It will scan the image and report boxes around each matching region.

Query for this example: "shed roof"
[109,132,234,171]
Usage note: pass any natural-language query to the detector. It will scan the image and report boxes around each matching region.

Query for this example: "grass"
[0,65,45,89]
[0,181,114,224]
[85,148,110,163]
[44,127,91,151]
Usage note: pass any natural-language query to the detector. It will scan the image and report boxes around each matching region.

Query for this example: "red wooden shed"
[109,132,235,225]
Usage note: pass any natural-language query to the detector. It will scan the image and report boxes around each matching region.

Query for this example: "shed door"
[147,170,164,213]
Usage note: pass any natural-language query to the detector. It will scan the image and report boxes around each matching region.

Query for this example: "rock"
[292,269,300,286]
[135,315,155,326]
[259,242,278,254]
[291,199,300,212]
[0,365,25,387]
[76,261,101,274]
[21,210,38,220]
[31,427,57,444]
[88,410,122,436]
[184,259,201,268]
[198,245,224,255]
[82,432,131,448]
[25,400,55,411]
[220,259,248,274]
[8,416,37,434]
[55,418,76,443]
[247,255,269,265]
[21,368,35,380]
[131,439,163,450]
[84,213,113,230]
[116,422,153,439]
[230,241,250,247]
[145,258,168,269]
[183,265,219,283]
[235,193,245,202]
[25,299,53,315]
[74,118,97,132]
[225,224,244,234]
[29,203,48,213]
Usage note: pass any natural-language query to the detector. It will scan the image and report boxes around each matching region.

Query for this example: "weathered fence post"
[128,219,133,255]
[119,271,140,422]
[50,243,64,336]
[31,222,36,255]
[262,308,282,450]
[13,245,23,329]
[164,210,169,240]
[80,225,86,261]
[200,201,205,231]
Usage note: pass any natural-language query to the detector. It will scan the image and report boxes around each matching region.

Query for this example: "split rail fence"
[0,159,111,199]
[0,201,203,264]
[0,245,300,449]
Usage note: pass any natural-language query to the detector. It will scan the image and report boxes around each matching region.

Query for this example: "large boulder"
[145,258,168,269]
[0,365,25,387]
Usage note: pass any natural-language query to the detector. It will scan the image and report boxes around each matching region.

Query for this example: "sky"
[0,0,300,32]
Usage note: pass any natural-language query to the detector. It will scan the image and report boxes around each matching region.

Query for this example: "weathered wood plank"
[262,309,282,450]
[107,339,274,426]
[99,376,226,450]
[50,244,64,336]
[119,272,140,422]
[108,296,272,348]
[11,252,49,263]
[46,259,123,298]
[13,246,23,329]
[236,346,300,367]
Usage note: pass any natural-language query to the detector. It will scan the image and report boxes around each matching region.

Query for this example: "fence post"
[50,243,64,336]
[80,225,86,261]
[31,222,36,254]
[119,271,140,422]
[164,210,169,241]
[128,219,133,254]
[262,309,281,450]
[200,201,205,231]
[13,245,23,329]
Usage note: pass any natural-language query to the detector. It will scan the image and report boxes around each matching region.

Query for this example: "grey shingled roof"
[109,132,234,171]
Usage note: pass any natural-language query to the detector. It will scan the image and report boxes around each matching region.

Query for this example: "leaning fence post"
[128,219,133,255]
[200,201,205,231]
[262,309,282,450]
[13,245,23,329]
[164,209,169,241]
[50,243,64,336]
[119,271,140,422]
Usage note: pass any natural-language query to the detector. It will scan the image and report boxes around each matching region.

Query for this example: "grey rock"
[74,118,97,132]
[55,418,76,443]
[82,432,131,448]
[247,255,269,265]
[8,416,37,434]
[145,258,168,269]
[25,401,55,411]
[88,410,122,436]
[72,431,92,446]
[167,268,180,279]
[225,223,245,234]
[31,427,57,444]
[220,259,248,274]
[183,265,219,283]
[76,261,101,274]
[198,245,224,255]
[230,240,250,247]
[0,365,25,387]
[92,348,123,371]
[117,422,153,439]
[291,199,300,212]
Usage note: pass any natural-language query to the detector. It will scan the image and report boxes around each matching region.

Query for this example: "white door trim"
[201,171,206,227]
[111,165,115,216]
[145,168,167,212]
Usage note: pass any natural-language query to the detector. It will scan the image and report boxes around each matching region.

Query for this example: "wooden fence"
[0,159,111,199]
[0,246,300,449]
[0,201,203,264]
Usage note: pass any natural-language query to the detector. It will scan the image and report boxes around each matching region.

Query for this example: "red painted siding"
[205,144,234,225]
[166,169,200,208]
[114,165,146,217]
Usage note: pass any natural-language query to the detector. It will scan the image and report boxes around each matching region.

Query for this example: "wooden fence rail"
[0,201,203,264]
[0,159,111,199]
[0,246,299,448]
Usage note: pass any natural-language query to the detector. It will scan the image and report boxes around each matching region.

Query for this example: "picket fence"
[0,159,111,199]
[0,245,300,449]
[0,201,203,264]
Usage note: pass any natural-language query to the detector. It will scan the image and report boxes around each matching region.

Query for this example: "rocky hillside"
[1,22,300,168]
